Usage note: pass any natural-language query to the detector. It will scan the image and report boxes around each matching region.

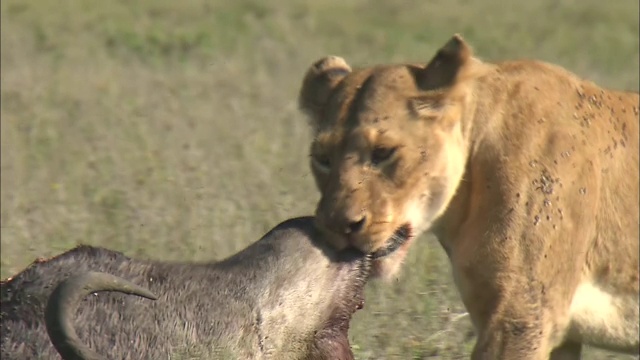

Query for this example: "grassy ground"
[1,0,638,358]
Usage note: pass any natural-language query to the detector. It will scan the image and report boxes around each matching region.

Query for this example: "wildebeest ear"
[298,56,352,128]
[418,34,473,91]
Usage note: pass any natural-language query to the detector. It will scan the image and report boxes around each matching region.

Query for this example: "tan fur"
[298,34,639,359]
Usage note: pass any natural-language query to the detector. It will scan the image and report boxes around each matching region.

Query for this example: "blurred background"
[1,0,638,358]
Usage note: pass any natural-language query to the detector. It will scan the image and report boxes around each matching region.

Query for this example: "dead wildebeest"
[1,216,371,360]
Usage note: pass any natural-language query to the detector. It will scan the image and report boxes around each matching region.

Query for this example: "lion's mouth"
[370,224,413,259]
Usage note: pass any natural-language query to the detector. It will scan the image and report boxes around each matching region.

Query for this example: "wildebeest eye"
[371,147,396,166]
[312,153,331,171]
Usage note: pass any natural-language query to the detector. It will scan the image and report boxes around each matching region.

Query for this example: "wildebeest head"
[41,217,371,360]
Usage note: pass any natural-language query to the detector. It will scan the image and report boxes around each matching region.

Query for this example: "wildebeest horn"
[45,272,158,360]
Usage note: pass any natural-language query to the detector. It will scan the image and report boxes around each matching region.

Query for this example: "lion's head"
[298,35,486,278]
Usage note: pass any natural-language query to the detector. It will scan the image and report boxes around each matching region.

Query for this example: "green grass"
[1,0,638,359]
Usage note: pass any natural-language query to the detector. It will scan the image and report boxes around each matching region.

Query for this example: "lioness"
[298,34,639,359]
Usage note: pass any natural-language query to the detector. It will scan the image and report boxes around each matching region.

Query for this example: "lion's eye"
[312,153,331,170]
[371,147,396,166]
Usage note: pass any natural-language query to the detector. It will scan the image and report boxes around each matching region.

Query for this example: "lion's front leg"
[453,258,559,359]
[450,227,582,360]
[472,324,582,360]
[549,341,582,360]
[470,298,555,360]
[455,244,582,360]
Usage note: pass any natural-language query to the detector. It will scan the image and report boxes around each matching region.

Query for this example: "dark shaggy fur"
[1,217,370,360]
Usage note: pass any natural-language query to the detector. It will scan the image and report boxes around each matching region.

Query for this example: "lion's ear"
[418,34,473,91]
[298,56,352,129]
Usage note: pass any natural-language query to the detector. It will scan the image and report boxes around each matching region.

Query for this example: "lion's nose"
[346,216,366,234]
[316,198,368,240]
